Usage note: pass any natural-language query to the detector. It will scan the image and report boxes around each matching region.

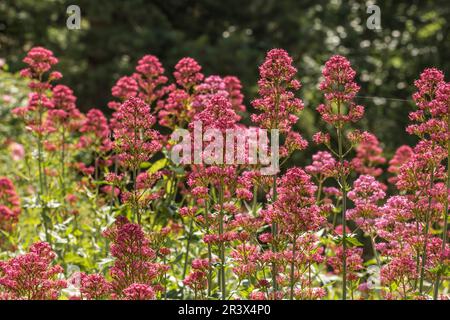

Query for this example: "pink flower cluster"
[251,49,304,132]
[316,55,364,126]
[0,242,66,300]
[102,216,168,299]
[0,178,20,234]
[113,97,162,169]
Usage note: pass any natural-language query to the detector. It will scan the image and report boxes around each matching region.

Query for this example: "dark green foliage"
[1,0,449,155]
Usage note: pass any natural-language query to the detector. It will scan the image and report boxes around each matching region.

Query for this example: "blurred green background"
[0,0,449,156]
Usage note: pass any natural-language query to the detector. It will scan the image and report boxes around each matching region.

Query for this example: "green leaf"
[148,158,168,173]
[345,237,364,247]
[140,161,152,169]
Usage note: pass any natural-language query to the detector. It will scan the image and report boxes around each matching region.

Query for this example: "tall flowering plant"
[406,68,449,298]
[262,168,325,299]
[13,47,61,244]
[314,55,365,300]
[111,97,162,224]
[251,48,307,296]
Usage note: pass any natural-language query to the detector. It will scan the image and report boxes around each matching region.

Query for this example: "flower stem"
[370,236,381,267]
[37,106,51,245]
[182,218,194,282]
[204,200,213,297]
[218,183,226,299]
[60,126,66,197]
[434,132,449,299]
[289,236,297,300]
[337,118,348,300]
[271,174,278,297]
[419,165,435,294]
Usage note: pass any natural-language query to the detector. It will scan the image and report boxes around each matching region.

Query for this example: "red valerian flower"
[351,132,386,177]
[173,57,204,90]
[0,242,66,300]
[20,47,58,80]
[102,217,167,298]
[305,151,337,178]
[407,68,448,145]
[347,175,385,232]
[49,85,80,122]
[0,177,20,249]
[194,94,239,132]
[111,76,138,104]
[133,54,168,105]
[317,55,364,126]
[387,145,414,185]
[224,76,246,114]
[78,108,112,153]
[158,89,191,128]
[123,283,156,300]
[327,245,364,281]
[266,167,325,234]
[251,49,304,132]
[71,273,112,300]
[0,177,20,231]
[113,97,162,169]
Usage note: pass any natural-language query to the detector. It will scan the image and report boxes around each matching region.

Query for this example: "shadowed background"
[1,0,449,157]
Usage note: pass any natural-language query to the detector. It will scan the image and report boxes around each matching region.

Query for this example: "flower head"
[0,242,66,299]
[174,57,204,89]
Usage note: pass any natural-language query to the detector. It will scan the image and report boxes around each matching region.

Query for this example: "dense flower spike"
[315,55,366,300]
[72,273,112,300]
[407,68,448,145]
[20,47,58,79]
[158,89,191,128]
[49,85,80,123]
[351,132,386,177]
[174,57,204,90]
[251,49,304,132]
[113,97,162,169]
[269,167,324,233]
[0,242,66,299]
[102,217,167,298]
[195,94,239,132]
[317,55,364,126]
[111,76,138,103]
[224,76,246,114]
[388,145,414,184]
[306,151,337,178]
[123,283,156,300]
[347,175,385,233]
[133,54,168,104]
[78,108,112,152]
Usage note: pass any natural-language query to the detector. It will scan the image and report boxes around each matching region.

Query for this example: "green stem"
[271,175,278,297]
[289,236,297,300]
[316,178,323,203]
[207,242,212,297]
[218,183,226,299]
[337,120,348,300]
[132,166,140,224]
[205,201,212,297]
[434,121,450,300]
[182,218,194,282]
[252,185,258,215]
[60,126,66,197]
[419,165,435,294]
[370,236,381,267]
[37,106,51,245]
